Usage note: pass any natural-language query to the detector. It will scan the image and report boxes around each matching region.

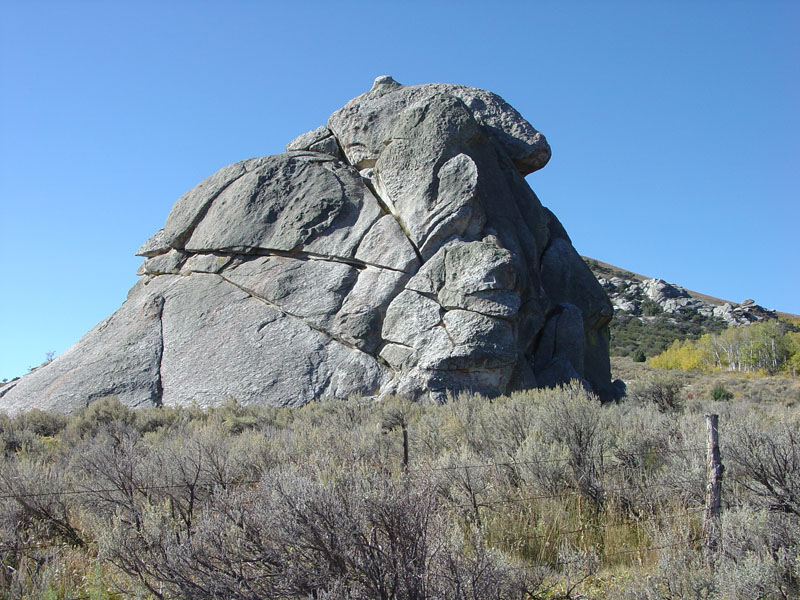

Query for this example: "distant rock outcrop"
[0,77,614,414]
[594,269,778,326]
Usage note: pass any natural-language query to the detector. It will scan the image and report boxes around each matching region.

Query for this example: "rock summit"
[1,77,614,414]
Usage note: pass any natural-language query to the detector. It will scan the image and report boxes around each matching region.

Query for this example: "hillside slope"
[582,256,797,358]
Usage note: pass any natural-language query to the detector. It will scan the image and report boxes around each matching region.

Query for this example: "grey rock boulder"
[184,153,382,259]
[156,272,389,408]
[355,214,420,273]
[540,237,613,399]
[286,125,343,159]
[534,303,586,389]
[1,76,614,415]
[643,279,690,304]
[328,75,550,175]
[0,282,166,414]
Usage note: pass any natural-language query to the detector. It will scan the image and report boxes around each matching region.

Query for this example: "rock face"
[0,77,614,415]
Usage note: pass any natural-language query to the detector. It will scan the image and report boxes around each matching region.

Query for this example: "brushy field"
[1,363,798,599]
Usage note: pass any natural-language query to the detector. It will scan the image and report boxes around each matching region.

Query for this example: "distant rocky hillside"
[584,257,778,325]
[583,257,782,358]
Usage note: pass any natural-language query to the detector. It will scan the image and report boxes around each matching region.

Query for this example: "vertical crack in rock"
[438,319,456,347]
[320,161,384,256]
[153,295,165,407]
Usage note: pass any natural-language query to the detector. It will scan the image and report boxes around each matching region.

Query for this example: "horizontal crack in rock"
[181,247,410,274]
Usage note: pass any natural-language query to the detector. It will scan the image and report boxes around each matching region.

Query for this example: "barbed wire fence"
[1,414,727,598]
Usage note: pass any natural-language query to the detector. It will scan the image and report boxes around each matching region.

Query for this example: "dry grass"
[2,370,799,599]
[612,356,800,407]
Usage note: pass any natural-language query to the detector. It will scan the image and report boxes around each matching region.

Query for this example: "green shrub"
[716,507,800,599]
[727,422,800,517]
[626,373,685,413]
[134,405,183,434]
[64,396,135,439]
[16,409,68,437]
[640,299,663,316]
[609,311,726,358]
[711,383,734,402]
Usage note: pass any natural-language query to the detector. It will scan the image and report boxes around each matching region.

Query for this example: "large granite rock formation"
[0,77,614,414]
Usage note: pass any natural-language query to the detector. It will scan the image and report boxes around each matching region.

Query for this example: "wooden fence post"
[402,425,409,473]
[703,413,723,567]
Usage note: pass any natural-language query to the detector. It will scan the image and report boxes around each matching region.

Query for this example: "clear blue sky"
[1,1,798,381]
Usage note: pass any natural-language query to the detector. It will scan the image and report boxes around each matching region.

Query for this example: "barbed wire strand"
[0,474,706,503]
[495,506,706,543]
[0,444,715,598]
[0,444,707,501]
[442,478,705,511]
[408,445,706,474]
[554,536,704,566]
